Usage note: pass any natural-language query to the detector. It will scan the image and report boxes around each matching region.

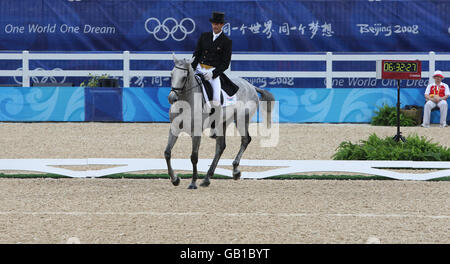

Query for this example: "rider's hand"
[204,72,213,81]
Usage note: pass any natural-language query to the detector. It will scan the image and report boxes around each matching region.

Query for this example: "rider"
[191,11,233,137]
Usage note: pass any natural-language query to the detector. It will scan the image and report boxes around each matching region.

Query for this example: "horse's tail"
[255,87,275,128]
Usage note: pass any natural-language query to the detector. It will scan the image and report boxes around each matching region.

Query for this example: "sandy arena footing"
[0,123,448,243]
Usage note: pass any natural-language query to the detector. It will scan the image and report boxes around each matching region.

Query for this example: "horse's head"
[169,54,193,104]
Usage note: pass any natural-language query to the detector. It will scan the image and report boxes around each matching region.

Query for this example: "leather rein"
[170,66,202,96]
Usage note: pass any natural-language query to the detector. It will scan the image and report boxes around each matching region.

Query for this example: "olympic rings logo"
[13,68,67,85]
[145,17,195,41]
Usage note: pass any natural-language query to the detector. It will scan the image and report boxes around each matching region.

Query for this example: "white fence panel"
[0,51,445,88]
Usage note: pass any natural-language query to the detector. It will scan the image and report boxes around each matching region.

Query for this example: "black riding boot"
[209,107,217,139]
[209,102,222,139]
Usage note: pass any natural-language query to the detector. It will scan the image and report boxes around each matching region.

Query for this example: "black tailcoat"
[191,32,239,95]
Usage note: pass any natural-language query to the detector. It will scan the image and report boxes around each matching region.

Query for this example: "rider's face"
[211,22,224,34]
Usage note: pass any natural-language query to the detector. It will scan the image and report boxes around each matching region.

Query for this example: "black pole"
[393,79,406,142]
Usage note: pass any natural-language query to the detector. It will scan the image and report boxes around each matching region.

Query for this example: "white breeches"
[423,100,448,125]
[196,65,221,104]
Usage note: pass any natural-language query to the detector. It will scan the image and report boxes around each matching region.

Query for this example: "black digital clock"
[376,60,422,80]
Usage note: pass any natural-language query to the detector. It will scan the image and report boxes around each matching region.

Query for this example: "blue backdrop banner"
[123,87,442,123]
[1,0,450,52]
[1,86,446,124]
[0,86,84,121]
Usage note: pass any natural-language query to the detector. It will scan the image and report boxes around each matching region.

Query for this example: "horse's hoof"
[187,184,197,190]
[171,177,180,186]
[200,180,210,187]
[233,170,241,180]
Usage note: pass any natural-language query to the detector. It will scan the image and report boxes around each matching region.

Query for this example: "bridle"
[170,65,201,96]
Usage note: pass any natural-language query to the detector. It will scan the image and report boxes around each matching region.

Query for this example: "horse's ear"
[172,52,178,63]
[183,58,193,68]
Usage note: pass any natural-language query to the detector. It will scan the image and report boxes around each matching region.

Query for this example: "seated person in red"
[422,70,449,128]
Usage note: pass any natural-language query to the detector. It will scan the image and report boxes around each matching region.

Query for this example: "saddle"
[195,72,239,105]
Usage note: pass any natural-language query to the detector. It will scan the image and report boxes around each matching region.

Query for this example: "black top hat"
[209,12,225,24]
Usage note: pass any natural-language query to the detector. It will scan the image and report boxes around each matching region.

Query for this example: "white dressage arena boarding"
[0,159,449,181]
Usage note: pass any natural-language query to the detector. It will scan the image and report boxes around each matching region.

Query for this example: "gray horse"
[164,55,274,189]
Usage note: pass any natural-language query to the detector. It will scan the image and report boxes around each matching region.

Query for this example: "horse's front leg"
[200,124,227,187]
[164,132,180,186]
[188,135,201,189]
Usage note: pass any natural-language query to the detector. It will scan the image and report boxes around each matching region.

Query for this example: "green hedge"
[371,104,417,126]
[333,133,450,161]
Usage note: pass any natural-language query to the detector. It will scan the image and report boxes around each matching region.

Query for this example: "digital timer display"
[376,60,422,80]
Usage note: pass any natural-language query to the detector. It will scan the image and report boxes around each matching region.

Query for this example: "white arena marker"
[1,158,450,180]
[67,237,81,244]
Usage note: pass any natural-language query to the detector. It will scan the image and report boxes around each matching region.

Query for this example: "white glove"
[203,72,213,81]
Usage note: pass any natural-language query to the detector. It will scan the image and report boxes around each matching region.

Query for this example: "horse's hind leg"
[188,136,201,189]
[232,111,251,180]
[164,132,180,186]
